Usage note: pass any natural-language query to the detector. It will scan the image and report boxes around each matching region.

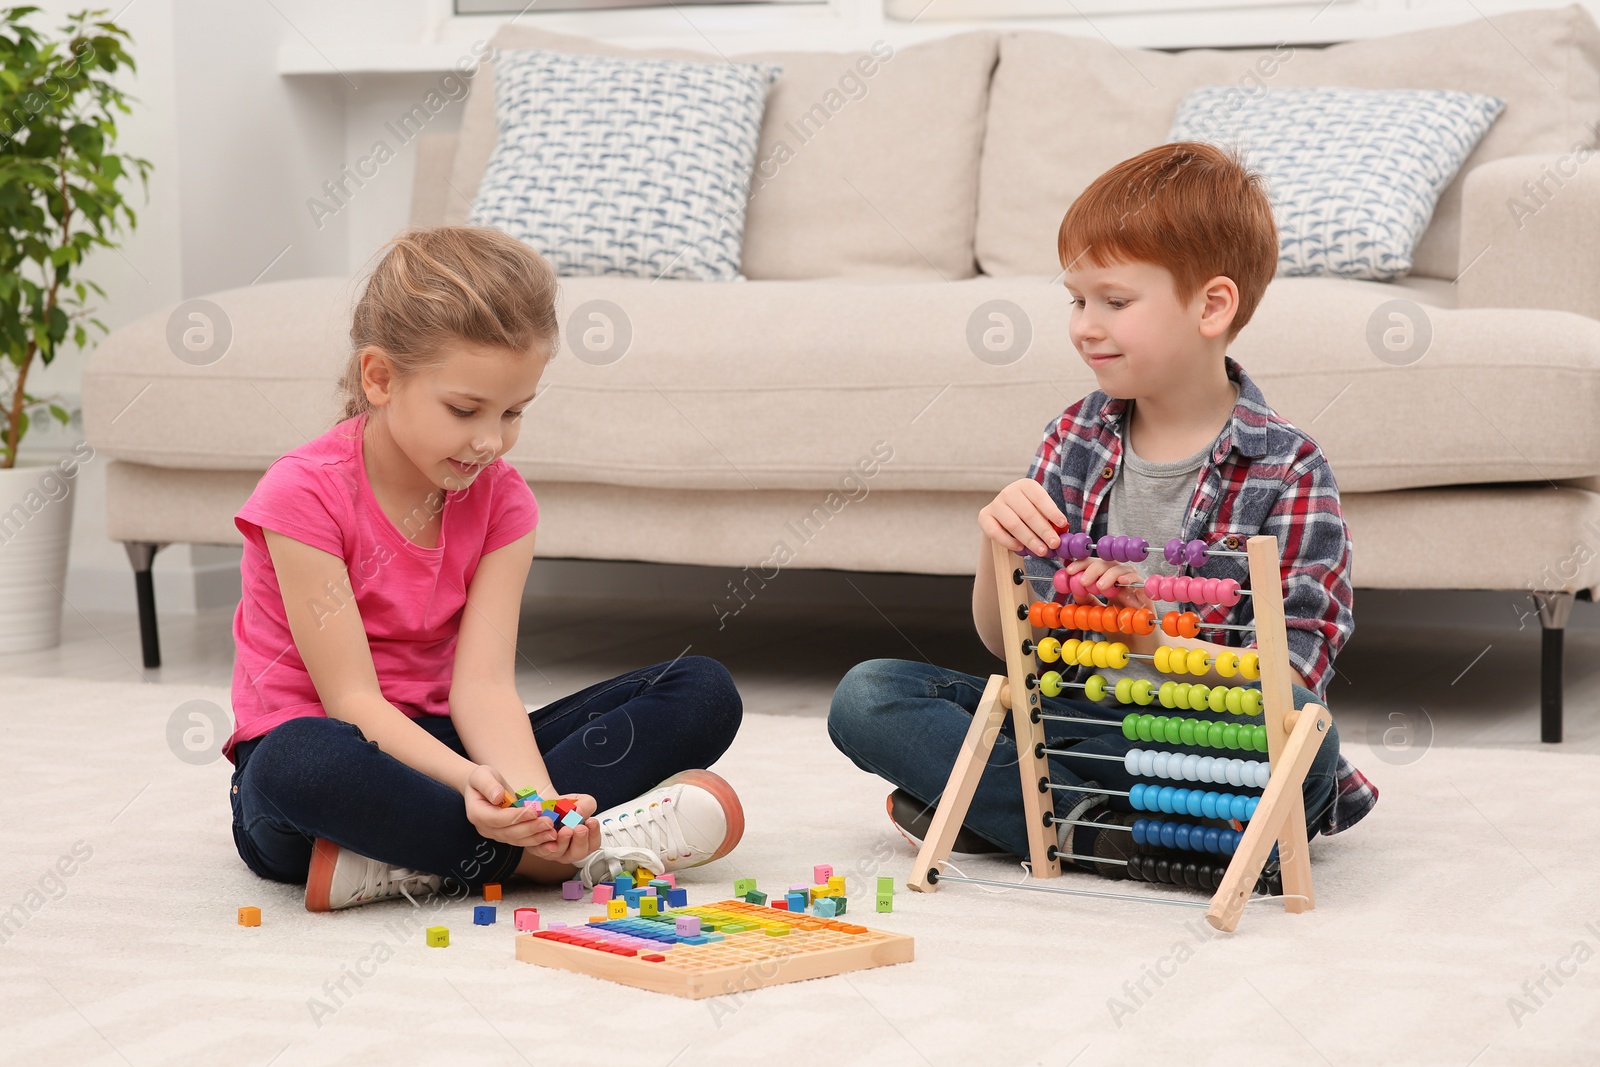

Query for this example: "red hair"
[1058,142,1277,341]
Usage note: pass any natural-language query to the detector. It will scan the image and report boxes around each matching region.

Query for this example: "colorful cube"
[813,898,838,918]
[734,878,757,896]
[827,875,845,893]
[662,874,677,888]
[607,899,627,919]
[483,883,502,902]
[642,886,657,896]
[676,916,702,937]
[541,798,558,811]
[237,906,261,927]
[593,884,614,904]
[614,873,634,891]
[878,876,894,895]
[623,889,644,908]
[640,896,659,917]
[772,900,790,911]
[474,905,496,925]
[649,879,672,892]
[876,893,893,913]
[666,888,688,908]
[426,926,450,947]
[745,890,768,905]
[834,896,848,915]
[513,907,540,931]
[785,891,808,913]
[560,809,584,829]
[635,868,657,883]
[813,864,834,884]
[809,886,830,901]
[561,880,583,900]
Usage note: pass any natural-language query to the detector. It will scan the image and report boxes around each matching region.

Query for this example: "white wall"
[17,0,1600,616]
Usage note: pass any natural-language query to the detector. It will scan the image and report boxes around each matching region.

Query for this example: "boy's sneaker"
[577,770,744,887]
[305,838,443,912]
[886,789,1007,858]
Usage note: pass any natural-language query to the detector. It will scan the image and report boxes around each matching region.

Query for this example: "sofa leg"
[124,542,167,670]
[1535,591,1574,744]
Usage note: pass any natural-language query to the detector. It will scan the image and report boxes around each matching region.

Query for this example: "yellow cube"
[810,886,831,900]
[640,896,659,917]
[827,875,845,893]
[426,926,449,947]
[607,899,627,919]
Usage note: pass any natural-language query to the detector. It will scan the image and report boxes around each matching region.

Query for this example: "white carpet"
[2,676,1598,1067]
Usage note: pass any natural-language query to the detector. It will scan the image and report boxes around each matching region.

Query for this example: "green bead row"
[1120,713,1269,753]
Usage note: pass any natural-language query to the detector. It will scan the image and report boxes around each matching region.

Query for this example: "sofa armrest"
[1457,151,1600,319]
[408,131,459,230]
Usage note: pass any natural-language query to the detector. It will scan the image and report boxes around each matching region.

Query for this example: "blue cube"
[473,905,496,925]
[560,809,584,828]
[786,891,807,913]
[623,889,644,908]
[666,888,688,908]
[813,897,838,918]
[614,873,634,891]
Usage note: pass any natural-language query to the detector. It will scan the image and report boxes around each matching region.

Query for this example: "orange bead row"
[1029,600,1157,636]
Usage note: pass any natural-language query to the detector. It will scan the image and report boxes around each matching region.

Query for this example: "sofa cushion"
[977,5,1600,281]
[447,26,996,281]
[470,47,780,280]
[1169,86,1505,279]
[82,276,1600,498]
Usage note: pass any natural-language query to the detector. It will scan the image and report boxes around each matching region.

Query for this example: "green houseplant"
[0,5,147,651]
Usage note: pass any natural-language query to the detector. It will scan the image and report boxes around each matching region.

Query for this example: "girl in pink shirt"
[228,227,744,910]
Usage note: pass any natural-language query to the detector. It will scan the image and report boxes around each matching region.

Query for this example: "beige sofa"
[84,6,1600,740]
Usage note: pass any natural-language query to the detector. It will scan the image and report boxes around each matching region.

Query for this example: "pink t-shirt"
[227,411,539,760]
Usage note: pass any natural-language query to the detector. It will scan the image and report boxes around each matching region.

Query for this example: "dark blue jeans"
[828,658,1340,858]
[229,656,742,890]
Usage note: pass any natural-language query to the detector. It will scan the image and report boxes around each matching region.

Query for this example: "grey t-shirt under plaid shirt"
[1098,405,1225,692]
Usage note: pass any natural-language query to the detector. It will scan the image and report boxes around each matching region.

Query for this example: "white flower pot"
[0,458,78,653]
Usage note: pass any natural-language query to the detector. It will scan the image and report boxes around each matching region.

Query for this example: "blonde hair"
[337,226,560,422]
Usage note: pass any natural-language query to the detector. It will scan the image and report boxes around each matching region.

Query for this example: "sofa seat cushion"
[977,6,1600,281]
[81,275,1600,496]
[448,26,997,282]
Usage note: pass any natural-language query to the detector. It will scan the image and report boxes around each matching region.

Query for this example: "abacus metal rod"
[1039,747,1125,762]
[928,870,1211,909]
[1046,782,1131,798]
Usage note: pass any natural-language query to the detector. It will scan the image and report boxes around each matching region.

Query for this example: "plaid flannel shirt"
[1023,356,1376,835]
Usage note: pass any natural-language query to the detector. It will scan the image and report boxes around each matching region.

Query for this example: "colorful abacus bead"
[1036,636,1062,663]
[1056,532,1093,560]
[1161,611,1201,638]
[1123,748,1272,788]
[1039,670,1065,697]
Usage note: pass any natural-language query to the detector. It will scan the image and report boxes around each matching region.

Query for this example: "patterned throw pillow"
[1168,86,1505,280]
[470,49,781,281]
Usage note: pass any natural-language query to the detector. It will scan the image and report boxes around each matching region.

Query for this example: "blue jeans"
[828,658,1340,858]
[229,656,742,890]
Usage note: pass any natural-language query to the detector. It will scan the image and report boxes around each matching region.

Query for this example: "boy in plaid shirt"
[829,142,1376,881]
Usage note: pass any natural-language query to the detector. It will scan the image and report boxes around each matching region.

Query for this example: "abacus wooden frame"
[905,534,1331,933]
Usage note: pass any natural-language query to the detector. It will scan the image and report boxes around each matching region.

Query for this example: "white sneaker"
[304,839,443,912]
[577,770,744,888]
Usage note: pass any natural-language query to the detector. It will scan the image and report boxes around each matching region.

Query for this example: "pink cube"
[675,916,701,937]
[643,886,657,896]
[514,907,540,931]
[813,864,833,884]
[593,884,615,904]
[663,874,676,888]
[789,884,808,892]
[561,880,583,900]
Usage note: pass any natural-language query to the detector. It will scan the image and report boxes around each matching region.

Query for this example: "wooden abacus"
[906,532,1331,933]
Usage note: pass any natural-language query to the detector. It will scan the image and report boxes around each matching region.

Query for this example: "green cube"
[834,896,848,915]
[734,877,757,896]
[875,893,893,913]
[745,890,768,905]
[877,876,894,895]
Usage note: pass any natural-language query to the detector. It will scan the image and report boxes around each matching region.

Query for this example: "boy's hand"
[979,478,1069,557]
[1061,558,1151,612]
[462,765,561,849]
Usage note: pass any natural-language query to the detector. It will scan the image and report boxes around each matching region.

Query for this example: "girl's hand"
[462,765,560,849]
[979,478,1069,557]
[521,794,601,867]
[1062,557,1152,612]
